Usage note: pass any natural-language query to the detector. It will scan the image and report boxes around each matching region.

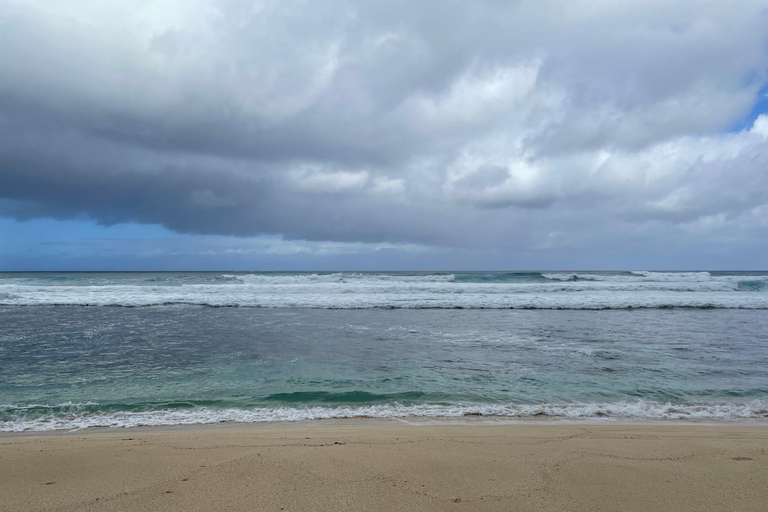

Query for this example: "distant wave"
[3,400,767,432]
[1,271,766,309]
[542,271,752,283]
[221,273,458,284]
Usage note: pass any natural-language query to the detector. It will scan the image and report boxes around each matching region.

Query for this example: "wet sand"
[1,423,767,511]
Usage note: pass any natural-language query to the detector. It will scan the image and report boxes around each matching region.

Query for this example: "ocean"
[1,271,767,431]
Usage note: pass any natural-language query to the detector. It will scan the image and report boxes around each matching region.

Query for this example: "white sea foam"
[629,271,713,281]
[543,271,729,282]
[1,272,766,309]
[2,401,767,432]
[221,273,457,284]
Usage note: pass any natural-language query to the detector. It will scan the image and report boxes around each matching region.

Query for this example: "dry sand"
[1,423,766,511]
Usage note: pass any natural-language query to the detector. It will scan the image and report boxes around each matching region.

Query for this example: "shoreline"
[5,398,767,434]
[3,423,767,511]
[3,415,768,439]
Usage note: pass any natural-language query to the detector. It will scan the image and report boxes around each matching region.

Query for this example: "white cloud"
[751,114,768,137]
[288,166,369,193]
[407,62,540,126]
[371,176,405,194]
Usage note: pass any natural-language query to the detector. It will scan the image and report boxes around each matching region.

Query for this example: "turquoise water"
[1,271,768,431]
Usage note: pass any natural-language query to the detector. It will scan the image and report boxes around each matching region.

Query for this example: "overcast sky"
[2,0,768,270]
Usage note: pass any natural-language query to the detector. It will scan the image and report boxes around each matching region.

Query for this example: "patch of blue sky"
[0,217,184,257]
[0,216,446,270]
[728,83,768,133]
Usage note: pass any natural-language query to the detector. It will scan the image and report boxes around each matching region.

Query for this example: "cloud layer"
[2,0,768,262]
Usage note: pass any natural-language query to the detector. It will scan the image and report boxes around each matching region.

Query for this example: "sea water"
[1,271,767,431]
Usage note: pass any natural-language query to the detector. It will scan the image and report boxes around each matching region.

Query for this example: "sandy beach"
[1,423,766,511]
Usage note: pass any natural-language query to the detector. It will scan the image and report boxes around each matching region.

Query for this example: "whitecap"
[3,401,767,432]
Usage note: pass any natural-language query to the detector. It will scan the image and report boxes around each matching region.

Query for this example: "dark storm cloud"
[3,0,768,254]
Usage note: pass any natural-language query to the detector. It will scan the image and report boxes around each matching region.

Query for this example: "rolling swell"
[4,302,768,310]
[738,280,767,291]
[3,302,768,433]
[452,272,548,282]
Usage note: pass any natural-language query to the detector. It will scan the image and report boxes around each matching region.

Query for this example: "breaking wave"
[1,271,767,309]
[3,400,767,432]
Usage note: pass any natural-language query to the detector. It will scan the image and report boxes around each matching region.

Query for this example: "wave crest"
[221,273,457,284]
[2,400,767,432]
[3,271,767,309]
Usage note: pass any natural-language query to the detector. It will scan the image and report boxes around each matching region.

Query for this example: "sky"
[2,0,768,271]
